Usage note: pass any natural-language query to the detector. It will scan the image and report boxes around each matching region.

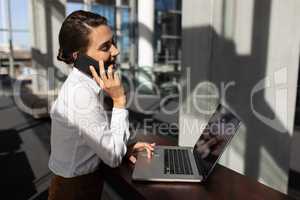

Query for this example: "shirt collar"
[72,67,101,94]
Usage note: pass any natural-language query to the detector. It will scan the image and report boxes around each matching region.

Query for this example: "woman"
[48,10,155,200]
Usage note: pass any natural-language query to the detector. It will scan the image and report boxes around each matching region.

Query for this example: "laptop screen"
[193,104,241,179]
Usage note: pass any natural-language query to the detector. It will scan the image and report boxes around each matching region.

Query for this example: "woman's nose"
[110,44,120,57]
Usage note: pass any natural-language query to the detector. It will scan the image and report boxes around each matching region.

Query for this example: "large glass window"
[66,2,84,15]
[154,0,181,69]
[0,0,30,50]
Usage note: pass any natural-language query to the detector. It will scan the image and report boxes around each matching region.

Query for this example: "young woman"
[48,10,155,200]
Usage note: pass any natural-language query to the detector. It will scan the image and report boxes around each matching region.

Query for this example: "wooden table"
[99,134,295,200]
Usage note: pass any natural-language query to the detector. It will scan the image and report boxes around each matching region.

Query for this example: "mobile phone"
[74,54,111,77]
[73,54,100,77]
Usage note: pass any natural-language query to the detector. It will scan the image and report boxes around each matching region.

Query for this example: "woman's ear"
[72,52,79,60]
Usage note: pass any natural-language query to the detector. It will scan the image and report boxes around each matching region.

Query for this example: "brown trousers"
[48,170,104,200]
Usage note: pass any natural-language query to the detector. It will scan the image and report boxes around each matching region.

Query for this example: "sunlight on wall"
[259,146,288,193]
[219,124,246,174]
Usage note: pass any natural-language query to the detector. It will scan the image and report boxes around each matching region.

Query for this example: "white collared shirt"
[48,67,130,178]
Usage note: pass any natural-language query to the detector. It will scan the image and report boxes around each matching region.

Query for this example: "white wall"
[180,0,300,194]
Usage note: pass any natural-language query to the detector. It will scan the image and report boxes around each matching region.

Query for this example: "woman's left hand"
[127,142,156,164]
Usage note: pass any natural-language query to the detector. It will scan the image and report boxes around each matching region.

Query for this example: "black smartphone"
[74,54,113,77]
[73,54,101,77]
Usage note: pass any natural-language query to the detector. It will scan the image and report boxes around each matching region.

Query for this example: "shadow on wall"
[181,0,296,195]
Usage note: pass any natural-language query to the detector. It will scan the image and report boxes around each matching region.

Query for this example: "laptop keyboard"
[164,149,193,175]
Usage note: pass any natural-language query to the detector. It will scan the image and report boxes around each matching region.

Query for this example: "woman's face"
[85,25,119,65]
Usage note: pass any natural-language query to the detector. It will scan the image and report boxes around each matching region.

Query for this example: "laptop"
[132,104,241,182]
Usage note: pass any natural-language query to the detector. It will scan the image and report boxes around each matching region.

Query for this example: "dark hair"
[57,10,107,64]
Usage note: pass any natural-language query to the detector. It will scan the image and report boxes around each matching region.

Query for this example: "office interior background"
[1,0,300,199]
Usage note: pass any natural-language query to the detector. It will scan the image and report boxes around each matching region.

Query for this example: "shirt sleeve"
[66,86,130,168]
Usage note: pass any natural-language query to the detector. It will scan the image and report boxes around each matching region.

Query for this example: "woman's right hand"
[127,142,156,164]
[89,60,126,108]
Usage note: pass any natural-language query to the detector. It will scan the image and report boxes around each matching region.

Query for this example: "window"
[154,0,182,68]
[0,0,30,50]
